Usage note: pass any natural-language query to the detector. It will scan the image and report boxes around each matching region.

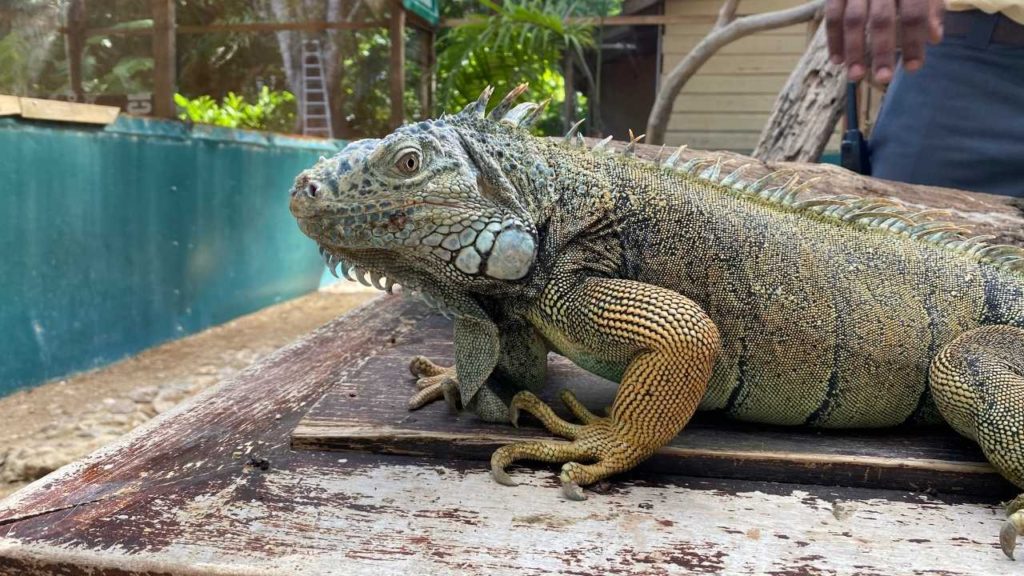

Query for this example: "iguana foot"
[1001,496,1024,559]
[491,390,638,500]
[407,355,460,411]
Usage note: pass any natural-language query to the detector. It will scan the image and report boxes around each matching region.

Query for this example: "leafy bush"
[436,0,595,135]
[174,86,296,132]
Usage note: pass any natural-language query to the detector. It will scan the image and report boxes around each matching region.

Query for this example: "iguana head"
[289,85,553,305]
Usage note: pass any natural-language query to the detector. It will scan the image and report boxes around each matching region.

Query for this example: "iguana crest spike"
[489,84,530,121]
[623,130,645,156]
[501,102,539,127]
[460,86,495,118]
[653,144,667,163]
[564,119,586,143]
[522,98,550,128]
[663,145,687,169]
[592,135,613,153]
[664,154,1024,270]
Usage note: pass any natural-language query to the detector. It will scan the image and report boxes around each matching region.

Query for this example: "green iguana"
[289,85,1024,558]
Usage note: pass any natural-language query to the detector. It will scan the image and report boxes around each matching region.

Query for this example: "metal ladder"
[301,40,333,138]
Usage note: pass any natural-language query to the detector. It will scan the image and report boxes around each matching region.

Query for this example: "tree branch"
[645,0,824,145]
[715,0,741,28]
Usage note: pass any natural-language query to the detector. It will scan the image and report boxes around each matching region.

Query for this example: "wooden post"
[389,0,406,130]
[419,28,435,119]
[152,0,176,118]
[66,0,86,102]
[563,50,575,131]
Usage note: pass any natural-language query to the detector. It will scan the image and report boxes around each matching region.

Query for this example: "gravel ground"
[0,283,378,500]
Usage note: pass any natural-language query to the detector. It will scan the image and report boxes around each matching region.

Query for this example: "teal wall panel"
[0,116,343,395]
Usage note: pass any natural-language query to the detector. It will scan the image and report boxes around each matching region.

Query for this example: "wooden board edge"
[17,98,119,125]
[291,423,1013,496]
[0,95,20,117]
[292,423,996,475]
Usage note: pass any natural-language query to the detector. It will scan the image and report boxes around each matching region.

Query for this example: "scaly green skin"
[289,86,1024,558]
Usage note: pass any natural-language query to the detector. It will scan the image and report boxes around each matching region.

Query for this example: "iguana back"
[541,142,1024,428]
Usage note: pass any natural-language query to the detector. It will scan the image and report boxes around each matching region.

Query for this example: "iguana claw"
[560,478,586,501]
[508,401,521,428]
[490,461,518,486]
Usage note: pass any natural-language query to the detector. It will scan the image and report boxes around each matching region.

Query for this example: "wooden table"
[0,296,1015,575]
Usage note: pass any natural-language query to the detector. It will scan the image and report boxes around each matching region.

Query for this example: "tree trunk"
[752,23,846,162]
[261,0,302,131]
[325,0,348,138]
[566,137,1024,249]
[563,50,576,132]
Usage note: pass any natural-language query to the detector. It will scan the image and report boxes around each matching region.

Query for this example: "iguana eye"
[396,150,420,175]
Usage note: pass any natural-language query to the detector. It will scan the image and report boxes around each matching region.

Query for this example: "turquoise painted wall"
[0,116,345,395]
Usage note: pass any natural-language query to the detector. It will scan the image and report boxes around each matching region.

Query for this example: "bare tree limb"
[715,0,740,28]
[645,0,825,145]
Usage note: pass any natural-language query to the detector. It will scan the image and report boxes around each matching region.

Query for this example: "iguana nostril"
[307,182,319,198]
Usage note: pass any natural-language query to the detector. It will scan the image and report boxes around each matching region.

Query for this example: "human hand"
[825,0,945,83]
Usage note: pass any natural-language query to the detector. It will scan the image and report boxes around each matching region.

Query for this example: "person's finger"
[826,0,848,64]
[899,0,930,71]
[869,0,898,83]
[928,0,946,44]
[843,0,869,80]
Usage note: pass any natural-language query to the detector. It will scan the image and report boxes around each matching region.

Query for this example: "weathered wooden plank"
[666,0,812,15]
[665,22,808,36]
[292,312,1013,497]
[661,54,805,75]
[672,93,779,113]
[0,294,1017,574]
[662,130,763,150]
[0,95,20,117]
[0,450,1012,575]
[0,295,420,523]
[668,112,771,132]
[17,98,119,125]
[666,74,791,94]
[663,33,810,56]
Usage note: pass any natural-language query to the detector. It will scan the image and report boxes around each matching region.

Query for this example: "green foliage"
[175,87,296,132]
[0,30,30,94]
[435,0,597,135]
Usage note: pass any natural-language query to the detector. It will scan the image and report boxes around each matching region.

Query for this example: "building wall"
[661,0,841,152]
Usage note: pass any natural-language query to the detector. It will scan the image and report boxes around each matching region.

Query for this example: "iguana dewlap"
[289,86,1024,558]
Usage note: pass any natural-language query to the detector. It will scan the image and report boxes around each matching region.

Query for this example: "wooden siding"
[661,0,841,152]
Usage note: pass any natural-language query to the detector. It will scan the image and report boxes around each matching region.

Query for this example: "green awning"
[403,0,439,26]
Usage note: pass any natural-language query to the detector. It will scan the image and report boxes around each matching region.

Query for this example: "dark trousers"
[869,11,1024,197]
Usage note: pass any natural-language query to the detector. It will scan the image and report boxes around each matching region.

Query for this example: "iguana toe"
[409,355,448,378]
[406,360,461,412]
[1002,508,1024,560]
[490,439,593,491]
[508,390,584,438]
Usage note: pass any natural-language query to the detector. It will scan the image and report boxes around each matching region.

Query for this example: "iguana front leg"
[407,316,549,422]
[492,276,720,499]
